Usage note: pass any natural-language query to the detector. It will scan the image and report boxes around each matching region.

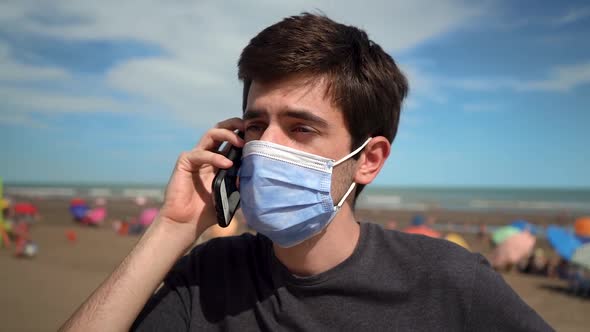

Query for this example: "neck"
[273,205,360,277]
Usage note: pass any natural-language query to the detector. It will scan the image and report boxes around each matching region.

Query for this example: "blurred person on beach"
[60,13,552,331]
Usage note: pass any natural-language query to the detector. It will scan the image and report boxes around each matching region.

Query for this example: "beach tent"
[403,225,441,238]
[510,220,541,235]
[139,208,159,226]
[572,244,590,270]
[492,225,521,245]
[445,233,470,250]
[490,231,536,269]
[546,226,583,260]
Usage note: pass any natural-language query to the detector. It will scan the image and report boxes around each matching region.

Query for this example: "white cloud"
[517,61,590,92]
[0,86,124,113]
[447,61,590,93]
[552,7,590,25]
[0,0,484,127]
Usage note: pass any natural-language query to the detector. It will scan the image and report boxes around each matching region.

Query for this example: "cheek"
[329,160,356,200]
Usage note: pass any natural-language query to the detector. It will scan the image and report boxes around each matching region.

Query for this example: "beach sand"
[1,198,588,331]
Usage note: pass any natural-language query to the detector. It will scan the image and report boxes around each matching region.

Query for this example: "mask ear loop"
[334,182,356,210]
[333,137,372,166]
[332,137,372,211]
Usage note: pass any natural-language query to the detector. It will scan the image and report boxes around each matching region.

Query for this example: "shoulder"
[364,222,483,285]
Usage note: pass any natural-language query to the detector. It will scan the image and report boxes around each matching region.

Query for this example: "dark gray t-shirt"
[132,222,553,331]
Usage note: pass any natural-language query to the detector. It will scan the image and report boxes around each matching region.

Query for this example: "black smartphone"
[212,132,243,228]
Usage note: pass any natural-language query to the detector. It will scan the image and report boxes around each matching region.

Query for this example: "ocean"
[4,183,590,214]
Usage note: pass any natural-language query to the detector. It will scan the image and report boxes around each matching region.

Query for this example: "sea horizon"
[3,181,590,214]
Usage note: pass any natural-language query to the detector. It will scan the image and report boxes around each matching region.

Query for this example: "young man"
[60,13,553,331]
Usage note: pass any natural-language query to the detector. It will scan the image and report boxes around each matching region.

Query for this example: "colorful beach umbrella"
[403,225,441,238]
[70,205,90,220]
[574,217,590,240]
[70,198,86,207]
[546,226,582,260]
[139,208,159,226]
[445,233,470,250]
[510,220,541,235]
[14,202,38,215]
[410,215,426,226]
[571,244,590,270]
[492,225,521,245]
[86,207,107,224]
[490,231,536,268]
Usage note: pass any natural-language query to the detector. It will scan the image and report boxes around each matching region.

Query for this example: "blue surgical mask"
[239,138,372,248]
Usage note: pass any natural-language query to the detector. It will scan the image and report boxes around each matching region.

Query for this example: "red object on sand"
[65,229,78,243]
[14,202,38,215]
[403,225,441,238]
[118,222,129,236]
[70,198,86,207]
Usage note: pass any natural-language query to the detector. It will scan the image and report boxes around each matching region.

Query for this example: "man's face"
[243,75,357,201]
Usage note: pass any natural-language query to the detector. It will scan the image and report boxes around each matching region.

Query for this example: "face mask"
[239,138,372,248]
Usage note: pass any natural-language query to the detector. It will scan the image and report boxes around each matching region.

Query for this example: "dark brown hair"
[238,13,409,197]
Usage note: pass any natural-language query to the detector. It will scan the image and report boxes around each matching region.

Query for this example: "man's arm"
[59,219,198,331]
[59,118,245,332]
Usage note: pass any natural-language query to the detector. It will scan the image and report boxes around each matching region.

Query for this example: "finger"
[196,128,245,151]
[178,150,234,172]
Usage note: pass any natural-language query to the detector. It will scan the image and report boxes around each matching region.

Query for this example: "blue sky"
[0,0,589,188]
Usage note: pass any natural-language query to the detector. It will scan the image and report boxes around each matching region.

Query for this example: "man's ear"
[354,137,391,185]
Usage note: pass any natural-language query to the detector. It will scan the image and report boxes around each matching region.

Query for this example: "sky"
[0,0,589,188]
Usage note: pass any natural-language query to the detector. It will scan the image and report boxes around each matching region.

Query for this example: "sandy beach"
[1,198,588,331]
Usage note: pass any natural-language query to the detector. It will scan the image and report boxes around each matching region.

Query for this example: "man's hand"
[157,117,245,247]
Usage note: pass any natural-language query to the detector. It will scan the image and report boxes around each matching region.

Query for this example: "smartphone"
[212,132,243,228]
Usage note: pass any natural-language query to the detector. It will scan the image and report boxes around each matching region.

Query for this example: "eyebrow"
[244,108,328,128]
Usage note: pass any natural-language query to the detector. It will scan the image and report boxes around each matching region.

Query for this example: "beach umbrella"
[510,220,541,235]
[490,231,536,268]
[70,198,86,207]
[574,217,590,240]
[492,225,521,245]
[139,208,159,226]
[546,226,582,260]
[86,207,107,225]
[70,205,90,220]
[571,244,590,270]
[445,233,470,250]
[14,202,38,215]
[403,225,441,238]
[411,215,426,226]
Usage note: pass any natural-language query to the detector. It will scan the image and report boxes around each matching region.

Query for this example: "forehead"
[245,76,343,123]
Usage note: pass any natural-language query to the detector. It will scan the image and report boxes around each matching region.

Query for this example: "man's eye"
[245,124,264,132]
[292,126,313,133]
